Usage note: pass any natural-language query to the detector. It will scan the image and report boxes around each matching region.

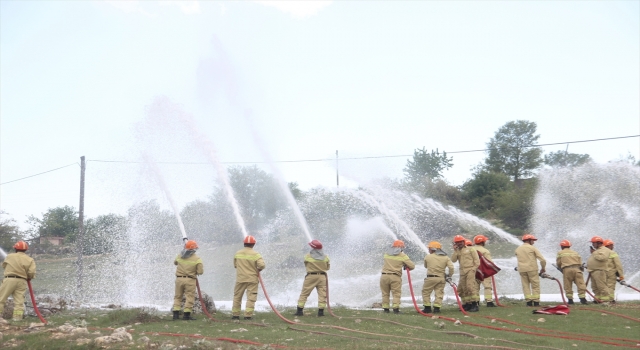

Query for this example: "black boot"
[526,301,533,307]
[317,309,324,317]
[567,299,574,305]
[383,308,390,313]
[172,311,180,320]
[183,312,196,320]
[294,307,304,316]
[580,298,588,305]
[422,306,432,313]
[533,301,540,307]
[433,307,441,313]
[486,302,496,307]
[393,308,401,314]
[244,316,252,320]
[462,303,471,311]
[468,302,479,312]
[231,316,240,320]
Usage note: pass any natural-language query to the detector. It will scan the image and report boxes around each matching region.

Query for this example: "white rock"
[29,322,45,328]
[230,328,248,332]
[354,319,361,323]
[491,319,496,323]
[138,336,150,344]
[71,327,89,335]
[76,338,91,345]
[58,325,75,333]
[454,320,462,326]
[537,318,546,323]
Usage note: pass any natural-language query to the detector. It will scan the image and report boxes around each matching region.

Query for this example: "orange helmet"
[184,240,198,250]
[465,239,472,246]
[522,234,537,241]
[392,240,405,248]
[473,235,488,244]
[13,241,28,251]
[244,235,256,244]
[560,239,571,248]
[309,239,323,249]
[453,235,466,243]
[603,239,614,247]
[428,241,442,249]
[589,236,603,243]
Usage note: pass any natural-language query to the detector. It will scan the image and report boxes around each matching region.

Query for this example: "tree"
[544,151,591,168]
[0,211,23,252]
[26,206,78,241]
[404,148,453,187]
[485,120,542,180]
[83,214,127,255]
[462,171,512,214]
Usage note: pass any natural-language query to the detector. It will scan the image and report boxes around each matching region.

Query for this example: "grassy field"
[2,299,639,349]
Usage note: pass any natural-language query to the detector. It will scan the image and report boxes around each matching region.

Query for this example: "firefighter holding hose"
[0,241,36,321]
[515,234,546,307]
[421,241,454,314]
[380,240,415,314]
[603,239,624,302]
[452,235,480,312]
[172,240,203,320]
[294,239,330,317]
[556,239,587,305]
[473,235,496,307]
[232,235,265,320]
[587,236,612,303]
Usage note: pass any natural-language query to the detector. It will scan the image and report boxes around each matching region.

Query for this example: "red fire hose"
[258,271,296,325]
[491,275,505,307]
[405,268,433,316]
[584,274,603,303]
[195,278,218,322]
[27,280,47,324]
[619,280,640,293]
[539,273,568,306]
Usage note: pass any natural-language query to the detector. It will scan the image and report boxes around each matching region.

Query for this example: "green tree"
[404,148,453,187]
[26,206,78,241]
[0,211,23,252]
[462,171,512,214]
[544,151,591,167]
[83,214,127,255]
[494,178,537,233]
[485,120,542,180]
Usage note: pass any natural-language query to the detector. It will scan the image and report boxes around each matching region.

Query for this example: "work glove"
[618,276,624,281]
[540,268,546,274]
[589,246,595,253]
[514,267,518,272]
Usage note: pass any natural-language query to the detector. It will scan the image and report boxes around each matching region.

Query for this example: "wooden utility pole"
[336,150,339,187]
[76,156,86,299]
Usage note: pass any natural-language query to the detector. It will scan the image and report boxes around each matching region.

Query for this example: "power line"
[0,163,79,186]
[89,134,640,164]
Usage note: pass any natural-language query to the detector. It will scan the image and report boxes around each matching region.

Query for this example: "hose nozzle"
[539,272,555,280]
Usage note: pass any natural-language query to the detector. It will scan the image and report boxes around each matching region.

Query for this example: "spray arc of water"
[0,247,7,259]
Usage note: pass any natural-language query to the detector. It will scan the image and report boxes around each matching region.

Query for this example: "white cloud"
[255,0,332,19]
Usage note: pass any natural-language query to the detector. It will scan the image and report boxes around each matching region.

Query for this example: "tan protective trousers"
[297,274,327,309]
[605,270,618,300]
[232,281,258,317]
[562,267,586,299]
[481,277,493,303]
[519,271,540,302]
[422,277,445,307]
[172,277,196,313]
[380,274,402,309]
[459,270,479,303]
[590,270,610,302]
[0,278,27,319]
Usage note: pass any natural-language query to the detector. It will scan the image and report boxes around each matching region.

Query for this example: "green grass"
[4,302,639,349]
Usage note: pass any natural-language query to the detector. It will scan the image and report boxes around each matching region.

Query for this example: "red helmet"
[522,234,537,241]
[244,235,256,244]
[309,239,323,249]
[464,239,472,246]
[473,235,488,244]
[184,240,198,250]
[453,235,466,243]
[13,241,28,251]
[603,239,614,247]
[589,236,603,243]
[560,239,571,248]
[392,240,405,248]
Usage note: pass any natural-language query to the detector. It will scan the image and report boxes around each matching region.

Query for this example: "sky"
[1,1,639,229]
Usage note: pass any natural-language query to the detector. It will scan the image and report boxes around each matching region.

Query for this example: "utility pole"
[76,156,85,299]
[336,150,339,187]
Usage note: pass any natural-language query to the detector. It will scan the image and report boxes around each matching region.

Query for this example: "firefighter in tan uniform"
[515,234,546,306]
[294,239,330,317]
[172,240,204,320]
[452,235,480,312]
[586,236,612,303]
[380,240,415,314]
[555,239,587,305]
[421,241,454,314]
[603,239,624,302]
[473,235,496,307]
[0,241,36,321]
[232,235,265,320]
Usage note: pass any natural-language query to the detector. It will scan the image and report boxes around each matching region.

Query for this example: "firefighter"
[515,234,546,306]
[586,236,611,303]
[452,235,480,312]
[295,239,330,317]
[473,235,496,307]
[232,235,265,320]
[172,240,204,320]
[555,239,587,305]
[380,240,415,314]
[0,241,36,321]
[421,241,454,314]
[603,239,624,302]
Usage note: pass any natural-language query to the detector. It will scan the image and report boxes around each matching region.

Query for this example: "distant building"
[40,236,64,246]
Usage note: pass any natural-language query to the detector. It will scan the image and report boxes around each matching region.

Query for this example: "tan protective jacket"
[304,254,330,273]
[451,246,480,273]
[586,246,611,272]
[234,247,266,283]
[556,248,582,269]
[174,253,204,278]
[515,243,546,273]
[424,253,454,277]
[2,252,36,280]
[381,252,415,276]
[474,246,493,262]
[607,251,624,277]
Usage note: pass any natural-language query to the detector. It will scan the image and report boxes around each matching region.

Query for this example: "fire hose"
[584,274,603,303]
[538,272,568,306]
[491,275,505,307]
[195,278,218,322]
[27,280,47,324]
[405,267,467,316]
[618,279,640,293]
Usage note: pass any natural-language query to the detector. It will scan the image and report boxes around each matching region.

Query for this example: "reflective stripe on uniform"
[175,257,203,265]
[305,256,329,263]
[609,253,619,258]
[383,254,409,261]
[557,253,579,257]
[235,254,262,261]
